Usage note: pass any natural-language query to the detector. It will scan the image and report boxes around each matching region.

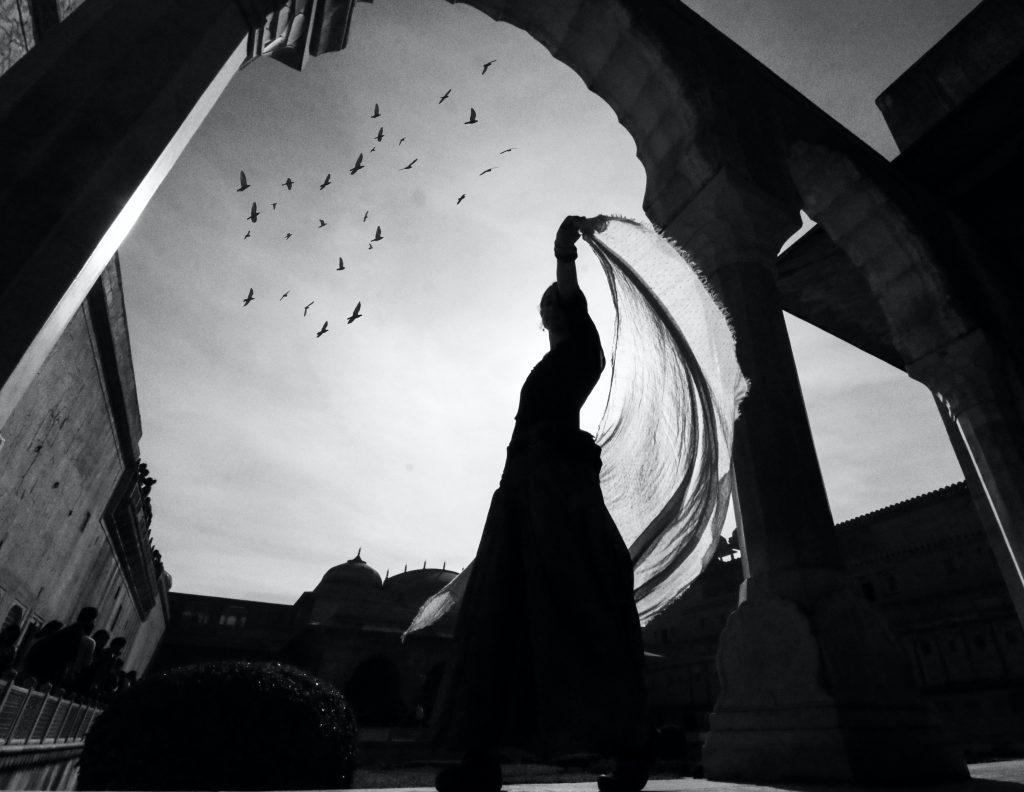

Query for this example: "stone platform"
[348,759,1023,792]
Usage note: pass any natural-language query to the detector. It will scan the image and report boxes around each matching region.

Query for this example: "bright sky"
[120,0,979,604]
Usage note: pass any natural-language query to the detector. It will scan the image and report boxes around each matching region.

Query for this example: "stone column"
[787,142,1024,633]
[912,331,1024,626]
[660,170,967,783]
[0,0,281,430]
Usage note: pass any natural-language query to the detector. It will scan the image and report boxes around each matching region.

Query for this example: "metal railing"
[0,672,101,747]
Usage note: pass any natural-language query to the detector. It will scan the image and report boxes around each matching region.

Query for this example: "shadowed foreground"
[348,759,1023,792]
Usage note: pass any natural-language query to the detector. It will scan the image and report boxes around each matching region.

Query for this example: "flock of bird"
[233,59,513,340]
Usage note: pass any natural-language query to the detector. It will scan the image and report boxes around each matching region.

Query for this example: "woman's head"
[538,282,565,332]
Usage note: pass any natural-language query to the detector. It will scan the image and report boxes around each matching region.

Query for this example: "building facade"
[0,254,169,678]
[153,552,456,728]
[645,483,1024,760]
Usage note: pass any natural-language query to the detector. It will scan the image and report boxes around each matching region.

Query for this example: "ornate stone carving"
[241,0,358,71]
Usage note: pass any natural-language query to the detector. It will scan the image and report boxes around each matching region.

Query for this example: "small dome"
[316,549,383,590]
[385,567,457,604]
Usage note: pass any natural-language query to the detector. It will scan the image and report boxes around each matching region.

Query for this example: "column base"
[704,705,968,783]
[702,580,968,784]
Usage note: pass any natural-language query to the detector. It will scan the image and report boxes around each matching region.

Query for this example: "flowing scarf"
[405,217,746,635]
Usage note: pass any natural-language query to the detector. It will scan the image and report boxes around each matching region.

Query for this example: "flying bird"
[439,89,451,103]
[350,153,364,175]
[368,242,373,250]
[280,291,289,300]
[372,225,383,242]
[242,288,254,306]
[498,147,515,155]
[371,103,381,118]
[284,232,293,240]
[479,167,496,175]
[481,59,496,74]
[243,230,251,239]
[316,321,329,338]
[237,171,251,192]
[247,202,259,223]
[347,302,362,324]
[363,210,369,222]
[374,127,384,142]
[271,202,277,210]
[282,178,294,190]
[370,146,376,152]
[304,301,314,316]
[337,257,345,271]
[319,173,332,190]
[318,219,327,228]
[398,137,405,145]
[464,107,478,125]
[457,194,466,205]
[401,158,418,170]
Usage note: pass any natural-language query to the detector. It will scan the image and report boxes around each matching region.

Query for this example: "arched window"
[345,656,404,727]
[2,604,23,631]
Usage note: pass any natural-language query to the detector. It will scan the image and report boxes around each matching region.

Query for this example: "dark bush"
[78,661,357,790]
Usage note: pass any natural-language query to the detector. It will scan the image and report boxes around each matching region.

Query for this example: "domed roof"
[316,549,383,590]
[384,567,457,604]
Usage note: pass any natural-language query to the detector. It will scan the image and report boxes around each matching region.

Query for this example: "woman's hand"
[555,215,585,261]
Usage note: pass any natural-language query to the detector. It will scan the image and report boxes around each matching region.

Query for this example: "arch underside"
[451,0,950,370]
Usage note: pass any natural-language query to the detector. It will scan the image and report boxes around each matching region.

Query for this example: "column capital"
[907,328,1013,418]
[660,167,800,273]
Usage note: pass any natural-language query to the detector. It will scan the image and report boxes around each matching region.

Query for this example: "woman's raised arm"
[554,215,584,302]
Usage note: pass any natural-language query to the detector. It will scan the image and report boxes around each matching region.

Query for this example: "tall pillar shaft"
[709,256,842,597]
[660,170,966,784]
[912,332,1024,627]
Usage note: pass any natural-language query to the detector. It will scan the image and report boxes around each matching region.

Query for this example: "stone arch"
[1,0,995,782]
[1,604,23,631]
[344,653,404,727]
[417,661,446,721]
[1,0,898,425]
[786,140,973,369]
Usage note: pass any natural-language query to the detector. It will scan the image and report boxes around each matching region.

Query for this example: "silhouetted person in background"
[75,629,109,695]
[92,636,127,697]
[69,621,97,687]
[22,608,97,687]
[0,624,21,673]
[118,667,137,694]
[19,619,62,676]
[432,217,648,792]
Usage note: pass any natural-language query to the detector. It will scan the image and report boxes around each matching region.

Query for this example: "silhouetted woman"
[433,216,648,792]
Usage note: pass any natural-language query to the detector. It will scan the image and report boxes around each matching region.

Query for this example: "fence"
[0,672,101,747]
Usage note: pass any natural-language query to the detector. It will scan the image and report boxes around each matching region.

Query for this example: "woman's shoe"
[596,750,651,792]
[435,759,501,792]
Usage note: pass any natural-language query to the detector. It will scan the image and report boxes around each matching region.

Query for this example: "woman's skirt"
[431,427,646,758]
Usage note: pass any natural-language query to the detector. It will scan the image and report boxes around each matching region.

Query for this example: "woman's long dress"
[431,289,646,758]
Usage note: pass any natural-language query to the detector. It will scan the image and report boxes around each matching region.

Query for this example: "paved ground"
[349,759,1024,792]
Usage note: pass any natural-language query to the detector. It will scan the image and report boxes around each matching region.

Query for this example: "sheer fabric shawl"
[405,217,746,635]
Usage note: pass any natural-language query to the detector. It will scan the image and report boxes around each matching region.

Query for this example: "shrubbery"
[78,661,357,790]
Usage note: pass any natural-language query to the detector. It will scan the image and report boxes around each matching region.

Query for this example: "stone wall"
[0,256,167,676]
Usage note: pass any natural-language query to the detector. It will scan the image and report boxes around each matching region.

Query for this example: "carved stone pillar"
[660,170,967,783]
[910,331,1024,625]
